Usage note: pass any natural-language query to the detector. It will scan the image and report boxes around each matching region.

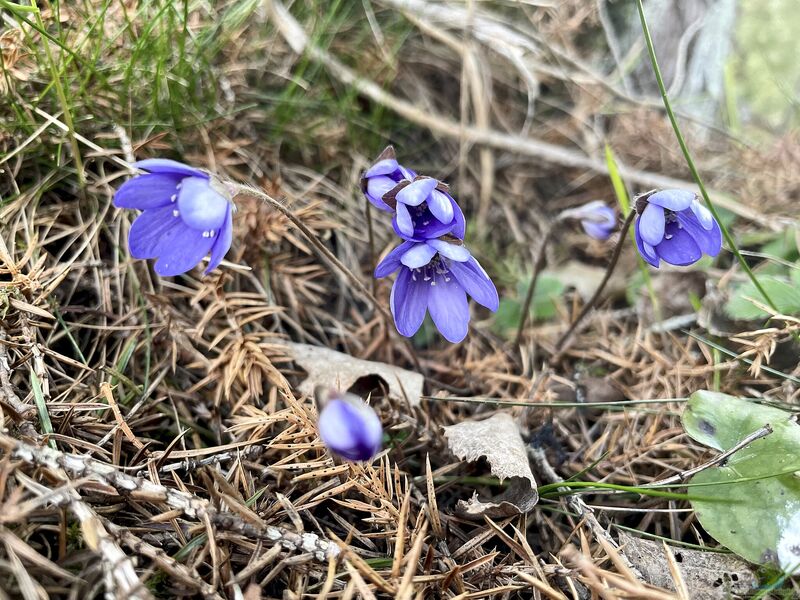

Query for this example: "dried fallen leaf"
[618,531,757,599]
[442,413,538,519]
[287,342,424,407]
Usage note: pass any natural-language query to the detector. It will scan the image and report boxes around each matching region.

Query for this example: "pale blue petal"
[427,189,454,224]
[427,239,470,262]
[635,227,660,268]
[647,189,695,211]
[205,208,233,274]
[364,158,400,178]
[396,178,437,207]
[177,177,229,231]
[689,200,714,230]
[638,203,665,246]
[401,243,437,268]
[395,203,414,237]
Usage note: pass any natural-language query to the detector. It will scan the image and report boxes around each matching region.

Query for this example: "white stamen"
[665,233,673,240]
[170,194,177,202]
[172,209,179,217]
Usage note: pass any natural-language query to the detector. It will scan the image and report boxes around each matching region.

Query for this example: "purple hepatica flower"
[375,238,499,343]
[114,159,233,277]
[634,189,722,268]
[317,390,382,462]
[383,177,466,241]
[361,146,416,212]
[562,200,617,240]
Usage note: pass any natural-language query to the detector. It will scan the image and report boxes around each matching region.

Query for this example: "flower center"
[410,254,452,286]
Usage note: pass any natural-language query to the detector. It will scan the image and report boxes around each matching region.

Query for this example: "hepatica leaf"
[682,391,800,572]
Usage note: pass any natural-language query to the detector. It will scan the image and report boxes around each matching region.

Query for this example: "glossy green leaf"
[683,391,800,571]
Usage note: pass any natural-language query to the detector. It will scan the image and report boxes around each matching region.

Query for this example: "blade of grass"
[30,370,56,449]
[636,0,777,313]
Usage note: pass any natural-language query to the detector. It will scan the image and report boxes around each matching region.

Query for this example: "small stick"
[552,210,636,357]
[646,422,774,487]
[528,446,644,580]
[4,436,339,562]
[231,183,424,374]
[515,223,558,347]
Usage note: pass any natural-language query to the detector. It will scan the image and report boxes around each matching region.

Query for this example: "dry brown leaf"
[442,413,538,519]
[618,531,758,599]
[287,342,424,407]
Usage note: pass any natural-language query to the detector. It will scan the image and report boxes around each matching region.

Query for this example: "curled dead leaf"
[442,413,538,519]
[287,342,424,407]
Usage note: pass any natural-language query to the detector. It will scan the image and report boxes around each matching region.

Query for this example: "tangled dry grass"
[1,1,800,598]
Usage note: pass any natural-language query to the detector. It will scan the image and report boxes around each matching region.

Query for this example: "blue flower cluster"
[364,147,499,343]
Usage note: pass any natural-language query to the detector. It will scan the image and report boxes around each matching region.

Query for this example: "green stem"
[635,0,777,312]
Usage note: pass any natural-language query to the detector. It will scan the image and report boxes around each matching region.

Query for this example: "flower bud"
[316,388,382,462]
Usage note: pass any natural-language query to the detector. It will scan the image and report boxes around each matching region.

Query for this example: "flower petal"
[134,159,208,179]
[205,208,233,274]
[449,257,499,311]
[401,242,437,268]
[450,201,466,239]
[427,239,470,262]
[128,206,181,259]
[365,175,397,211]
[396,178,437,207]
[690,200,714,230]
[427,189,454,224]
[394,203,415,237]
[153,223,215,276]
[647,189,695,211]
[114,173,182,210]
[638,203,666,246]
[428,274,469,343]
[635,227,660,268]
[177,177,230,231]
[364,158,400,179]
[675,209,722,257]
[582,220,613,240]
[391,268,429,337]
[375,241,415,278]
[654,222,702,266]
[318,397,382,462]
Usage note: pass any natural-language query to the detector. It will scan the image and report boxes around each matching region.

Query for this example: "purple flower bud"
[361,146,416,212]
[317,390,383,462]
[362,147,465,241]
[113,159,233,276]
[633,189,722,268]
[561,200,617,240]
[374,238,498,343]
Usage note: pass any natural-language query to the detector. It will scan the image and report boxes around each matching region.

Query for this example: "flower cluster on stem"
[364,147,498,343]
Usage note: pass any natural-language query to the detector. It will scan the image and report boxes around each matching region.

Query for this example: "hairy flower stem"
[554,210,636,355]
[233,183,424,372]
[233,184,391,322]
[635,0,777,314]
[515,222,559,347]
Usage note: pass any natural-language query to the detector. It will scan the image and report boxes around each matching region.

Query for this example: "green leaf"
[492,274,564,337]
[682,391,800,571]
[724,276,800,320]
